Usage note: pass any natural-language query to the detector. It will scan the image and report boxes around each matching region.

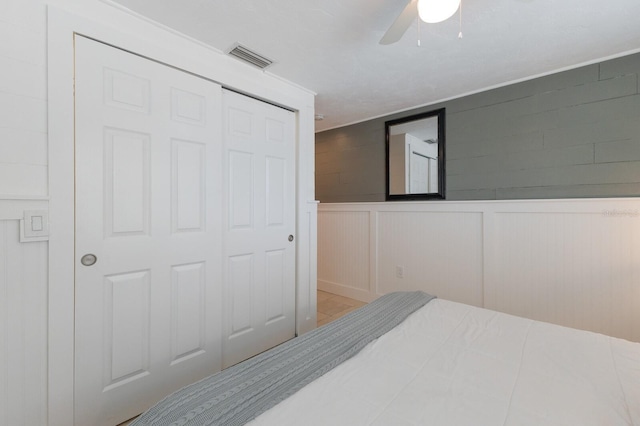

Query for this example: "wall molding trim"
[318,198,640,343]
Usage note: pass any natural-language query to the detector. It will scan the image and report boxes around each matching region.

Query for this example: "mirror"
[385,108,445,200]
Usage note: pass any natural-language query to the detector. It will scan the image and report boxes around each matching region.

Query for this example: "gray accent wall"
[315,52,640,202]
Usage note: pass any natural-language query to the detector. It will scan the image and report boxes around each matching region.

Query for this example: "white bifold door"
[74,36,223,426]
[221,91,296,368]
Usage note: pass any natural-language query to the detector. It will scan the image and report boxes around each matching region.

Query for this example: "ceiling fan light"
[417,0,461,23]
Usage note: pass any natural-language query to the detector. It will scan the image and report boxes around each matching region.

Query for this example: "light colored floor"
[317,290,367,327]
[117,290,364,426]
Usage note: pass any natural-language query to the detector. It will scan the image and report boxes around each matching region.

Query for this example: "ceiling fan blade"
[379,0,418,45]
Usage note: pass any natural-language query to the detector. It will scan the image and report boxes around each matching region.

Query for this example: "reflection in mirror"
[385,108,445,200]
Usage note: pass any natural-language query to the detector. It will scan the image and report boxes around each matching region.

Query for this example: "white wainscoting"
[318,199,640,343]
[0,219,48,425]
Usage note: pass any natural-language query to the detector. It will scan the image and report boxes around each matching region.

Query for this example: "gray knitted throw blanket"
[132,291,436,426]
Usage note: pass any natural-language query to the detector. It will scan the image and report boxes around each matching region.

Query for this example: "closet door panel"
[222,90,296,367]
[74,35,222,426]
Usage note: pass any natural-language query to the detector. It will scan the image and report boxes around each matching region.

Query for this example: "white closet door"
[222,90,296,368]
[74,36,222,426]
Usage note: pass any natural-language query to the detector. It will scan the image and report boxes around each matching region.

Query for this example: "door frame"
[47,5,317,425]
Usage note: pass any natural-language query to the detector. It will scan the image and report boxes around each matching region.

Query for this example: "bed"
[132,292,640,426]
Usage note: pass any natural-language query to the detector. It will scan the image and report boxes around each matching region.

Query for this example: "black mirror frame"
[385,108,446,201]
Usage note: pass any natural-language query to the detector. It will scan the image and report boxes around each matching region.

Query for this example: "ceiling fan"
[380,0,461,45]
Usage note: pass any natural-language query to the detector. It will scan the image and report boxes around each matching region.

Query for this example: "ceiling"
[109,0,640,132]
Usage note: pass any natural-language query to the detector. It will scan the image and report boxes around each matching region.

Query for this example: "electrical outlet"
[396,265,404,278]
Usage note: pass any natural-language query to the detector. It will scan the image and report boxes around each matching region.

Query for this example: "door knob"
[288,235,294,242]
[81,254,97,266]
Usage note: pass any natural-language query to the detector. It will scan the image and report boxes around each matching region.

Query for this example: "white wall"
[0,3,49,417]
[0,217,48,425]
[318,199,640,343]
[0,1,47,197]
[0,1,316,425]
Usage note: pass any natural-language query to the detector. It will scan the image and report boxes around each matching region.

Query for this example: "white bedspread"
[248,299,640,426]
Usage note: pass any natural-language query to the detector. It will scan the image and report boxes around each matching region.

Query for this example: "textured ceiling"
[109,0,640,132]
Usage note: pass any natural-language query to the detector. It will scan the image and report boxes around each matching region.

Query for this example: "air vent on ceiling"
[227,44,274,70]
